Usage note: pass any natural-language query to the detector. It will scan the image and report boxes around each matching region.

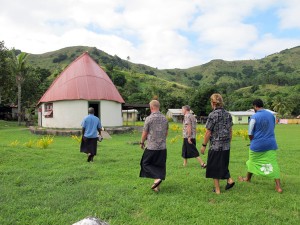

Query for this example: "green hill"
[186,46,300,87]
[25,45,300,116]
[27,46,191,112]
[27,45,300,88]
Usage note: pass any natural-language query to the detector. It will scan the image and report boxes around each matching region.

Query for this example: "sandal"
[238,176,249,182]
[201,163,207,169]
[153,187,160,192]
[225,182,235,190]
[212,188,220,194]
[151,179,162,189]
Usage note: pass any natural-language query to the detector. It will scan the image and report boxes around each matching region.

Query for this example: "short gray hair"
[149,100,160,109]
[88,107,95,114]
[182,105,191,111]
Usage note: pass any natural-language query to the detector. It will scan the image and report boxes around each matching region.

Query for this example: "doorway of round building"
[88,102,100,118]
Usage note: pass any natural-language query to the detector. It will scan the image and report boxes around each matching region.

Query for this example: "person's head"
[252,99,264,112]
[88,107,95,114]
[149,100,160,112]
[182,105,191,115]
[210,93,224,109]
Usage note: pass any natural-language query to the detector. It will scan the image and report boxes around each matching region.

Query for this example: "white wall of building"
[100,100,122,127]
[40,100,123,128]
[41,100,87,128]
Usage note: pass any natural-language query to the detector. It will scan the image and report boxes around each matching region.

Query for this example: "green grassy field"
[0,121,299,225]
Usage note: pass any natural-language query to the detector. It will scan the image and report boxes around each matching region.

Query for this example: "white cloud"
[249,34,300,57]
[277,0,300,29]
[122,0,196,30]
[191,0,279,61]
[0,0,299,69]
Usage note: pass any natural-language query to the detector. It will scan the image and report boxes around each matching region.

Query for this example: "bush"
[9,140,20,147]
[166,116,173,122]
[53,54,68,63]
[36,136,54,149]
[71,135,81,144]
[24,140,35,148]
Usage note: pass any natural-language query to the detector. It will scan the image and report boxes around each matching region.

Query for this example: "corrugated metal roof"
[168,109,194,115]
[38,52,125,105]
[122,109,138,113]
[229,111,254,116]
[229,109,277,116]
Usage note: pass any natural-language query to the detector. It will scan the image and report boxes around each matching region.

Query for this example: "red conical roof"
[38,52,125,104]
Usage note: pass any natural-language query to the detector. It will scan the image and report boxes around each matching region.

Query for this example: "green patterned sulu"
[246,149,280,179]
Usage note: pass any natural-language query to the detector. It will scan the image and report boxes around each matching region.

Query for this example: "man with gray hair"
[140,100,169,192]
[80,107,102,162]
[182,105,206,168]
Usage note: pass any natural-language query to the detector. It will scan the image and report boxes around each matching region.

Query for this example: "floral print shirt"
[183,113,197,139]
[205,108,233,151]
[143,111,168,150]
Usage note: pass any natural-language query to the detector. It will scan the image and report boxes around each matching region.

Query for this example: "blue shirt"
[81,114,102,138]
[248,109,277,152]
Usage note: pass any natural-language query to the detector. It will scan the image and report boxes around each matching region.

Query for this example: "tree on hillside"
[272,96,292,118]
[127,92,150,104]
[242,65,254,77]
[121,79,141,101]
[190,87,218,115]
[22,67,51,109]
[160,94,184,113]
[52,53,68,63]
[228,98,254,111]
[105,63,114,78]
[112,72,127,87]
[9,51,29,125]
[287,94,300,116]
[0,41,13,104]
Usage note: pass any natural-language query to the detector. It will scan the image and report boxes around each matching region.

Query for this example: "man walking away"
[181,105,206,168]
[80,107,102,162]
[139,100,169,192]
[239,99,282,193]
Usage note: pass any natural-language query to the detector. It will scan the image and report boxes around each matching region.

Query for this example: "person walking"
[201,93,235,194]
[140,100,169,192]
[181,105,206,168]
[80,107,102,162]
[239,99,283,193]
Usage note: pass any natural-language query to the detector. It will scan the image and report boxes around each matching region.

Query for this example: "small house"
[167,109,194,123]
[37,52,125,128]
[122,109,138,122]
[229,109,277,124]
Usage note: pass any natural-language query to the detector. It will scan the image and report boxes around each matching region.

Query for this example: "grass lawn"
[0,120,299,225]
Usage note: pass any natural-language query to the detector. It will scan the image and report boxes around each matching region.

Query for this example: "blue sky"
[0,0,299,69]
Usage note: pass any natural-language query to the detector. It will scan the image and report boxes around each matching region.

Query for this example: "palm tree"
[10,51,29,125]
[272,96,292,118]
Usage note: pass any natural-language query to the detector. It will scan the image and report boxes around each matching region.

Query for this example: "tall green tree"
[190,86,218,116]
[9,51,29,125]
[22,66,51,109]
[272,96,292,118]
[0,41,13,104]
[112,71,127,87]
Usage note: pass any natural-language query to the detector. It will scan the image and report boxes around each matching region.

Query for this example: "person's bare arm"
[200,129,211,155]
[187,124,192,144]
[248,119,255,141]
[140,131,148,149]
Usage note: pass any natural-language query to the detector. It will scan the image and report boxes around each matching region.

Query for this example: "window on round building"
[44,103,53,118]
